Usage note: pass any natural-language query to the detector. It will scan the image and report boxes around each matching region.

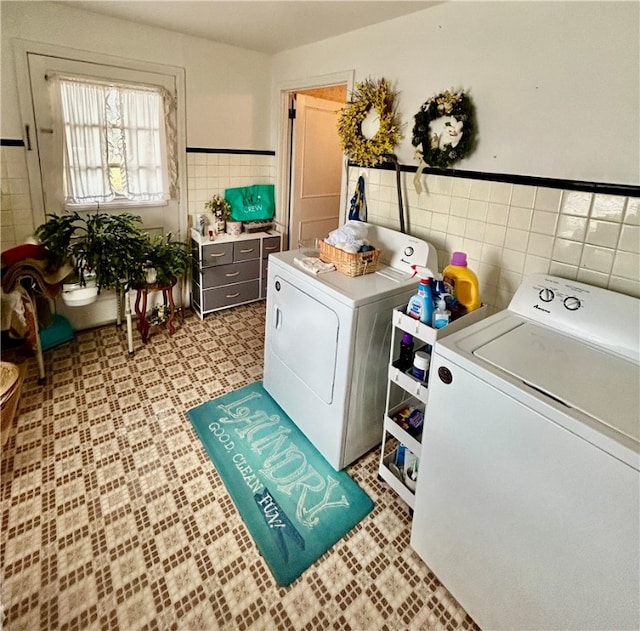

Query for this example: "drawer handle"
[226,292,240,299]
[210,252,226,258]
[240,248,255,254]
[264,245,278,251]
[225,271,240,277]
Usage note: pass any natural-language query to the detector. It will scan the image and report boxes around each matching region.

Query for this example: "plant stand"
[134,279,177,344]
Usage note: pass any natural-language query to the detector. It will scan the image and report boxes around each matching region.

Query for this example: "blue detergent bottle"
[407,265,434,325]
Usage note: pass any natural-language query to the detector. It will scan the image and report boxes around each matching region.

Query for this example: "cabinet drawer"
[202,280,260,311]
[262,236,281,258]
[201,242,233,267]
[201,259,260,287]
[233,240,260,262]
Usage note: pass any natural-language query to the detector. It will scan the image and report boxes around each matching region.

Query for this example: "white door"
[22,52,184,330]
[26,53,180,235]
[289,94,343,246]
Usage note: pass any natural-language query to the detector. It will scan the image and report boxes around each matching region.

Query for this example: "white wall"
[1,0,638,324]
[0,1,272,149]
[0,1,274,330]
[271,1,640,186]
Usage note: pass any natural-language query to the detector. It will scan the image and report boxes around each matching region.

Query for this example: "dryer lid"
[473,323,640,446]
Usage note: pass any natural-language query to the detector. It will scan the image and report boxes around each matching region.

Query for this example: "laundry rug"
[187,381,375,586]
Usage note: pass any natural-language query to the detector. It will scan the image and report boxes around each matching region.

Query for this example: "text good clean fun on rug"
[187,382,374,586]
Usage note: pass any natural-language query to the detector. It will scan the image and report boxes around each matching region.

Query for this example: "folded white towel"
[294,257,336,275]
[325,221,369,252]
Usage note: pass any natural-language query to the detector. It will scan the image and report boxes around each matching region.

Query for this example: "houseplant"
[35,211,148,305]
[141,233,191,286]
[204,194,231,234]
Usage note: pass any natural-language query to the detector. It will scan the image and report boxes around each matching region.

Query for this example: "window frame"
[56,74,171,208]
[13,39,187,232]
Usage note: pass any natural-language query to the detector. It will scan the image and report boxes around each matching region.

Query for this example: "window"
[56,76,171,207]
[19,48,185,230]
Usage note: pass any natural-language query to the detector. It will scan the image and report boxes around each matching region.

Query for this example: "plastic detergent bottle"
[443,252,481,313]
[407,265,434,325]
[412,350,431,382]
[432,294,451,329]
[398,333,415,371]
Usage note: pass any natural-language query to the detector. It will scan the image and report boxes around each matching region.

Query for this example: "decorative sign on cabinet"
[190,229,281,318]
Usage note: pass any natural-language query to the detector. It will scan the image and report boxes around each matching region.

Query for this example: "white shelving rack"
[379,304,488,513]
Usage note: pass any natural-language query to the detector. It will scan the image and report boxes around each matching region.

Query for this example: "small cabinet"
[191,229,281,318]
[378,304,488,513]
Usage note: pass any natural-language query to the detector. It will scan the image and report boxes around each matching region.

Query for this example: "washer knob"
[563,296,581,311]
[538,288,555,302]
[404,246,414,257]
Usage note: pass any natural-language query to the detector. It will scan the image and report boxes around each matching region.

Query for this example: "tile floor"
[1,302,477,631]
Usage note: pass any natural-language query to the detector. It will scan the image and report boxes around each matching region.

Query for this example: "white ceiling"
[61,1,439,54]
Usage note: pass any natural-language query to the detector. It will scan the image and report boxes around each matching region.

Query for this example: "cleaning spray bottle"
[443,252,481,313]
[407,265,434,325]
[432,294,451,329]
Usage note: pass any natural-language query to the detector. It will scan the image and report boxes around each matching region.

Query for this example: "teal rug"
[187,382,374,586]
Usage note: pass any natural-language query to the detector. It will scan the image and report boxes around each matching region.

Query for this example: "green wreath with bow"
[337,78,402,167]
[412,89,475,169]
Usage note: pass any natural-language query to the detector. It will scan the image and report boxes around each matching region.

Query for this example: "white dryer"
[263,223,438,470]
[411,274,640,630]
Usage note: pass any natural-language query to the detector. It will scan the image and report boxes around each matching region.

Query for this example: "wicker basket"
[319,240,380,277]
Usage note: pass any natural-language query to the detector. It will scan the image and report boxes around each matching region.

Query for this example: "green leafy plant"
[142,233,191,286]
[35,211,147,290]
[205,194,231,221]
[35,212,191,291]
[147,304,171,326]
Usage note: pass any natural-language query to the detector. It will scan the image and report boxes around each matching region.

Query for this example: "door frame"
[274,71,354,249]
[12,38,188,236]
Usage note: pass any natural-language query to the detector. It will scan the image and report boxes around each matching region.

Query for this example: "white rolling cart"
[378,304,487,513]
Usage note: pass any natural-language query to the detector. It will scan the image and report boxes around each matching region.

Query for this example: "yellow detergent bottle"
[443,252,481,313]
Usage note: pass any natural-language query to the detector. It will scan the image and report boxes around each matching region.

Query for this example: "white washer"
[411,274,640,631]
[263,223,438,470]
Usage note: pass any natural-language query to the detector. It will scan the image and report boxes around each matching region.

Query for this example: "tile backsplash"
[1,142,637,313]
[0,148,276,250]
[186,151,275,222]
[0,145,35,252]
[351,168,640,310]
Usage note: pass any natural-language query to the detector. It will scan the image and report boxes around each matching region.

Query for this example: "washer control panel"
[509,274,639,361]
[536,286,583,311]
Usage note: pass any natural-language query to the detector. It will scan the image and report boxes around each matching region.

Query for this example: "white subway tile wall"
[1,145,637,311]
[186,152,275,221]
[0,149,277,251]
[1,146,35,251]
[351,168,640,309]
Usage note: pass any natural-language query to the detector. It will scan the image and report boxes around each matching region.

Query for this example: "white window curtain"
[119,88,169,201]
[57,76,170,205]
[59,79,112,203]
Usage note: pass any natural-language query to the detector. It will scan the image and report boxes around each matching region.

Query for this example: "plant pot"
[145,267,158,284]
[61,277,98,307]
[225,221,242,236]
